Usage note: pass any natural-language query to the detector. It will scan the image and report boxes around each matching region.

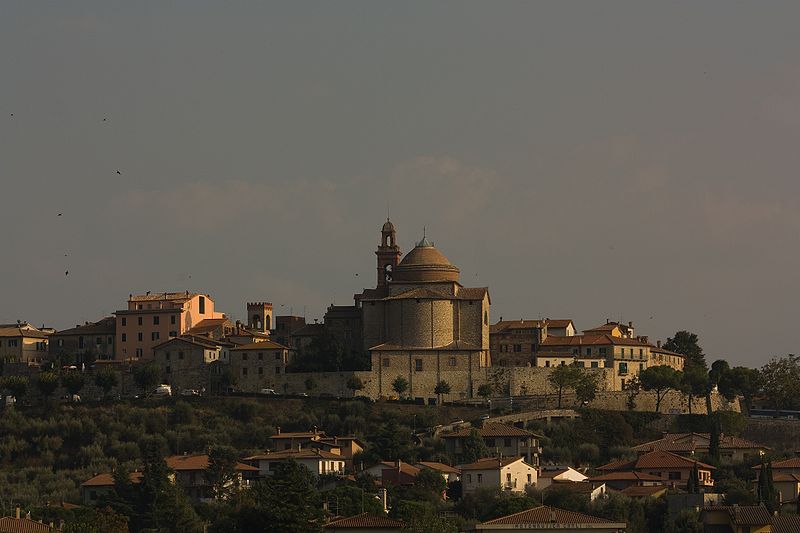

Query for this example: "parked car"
[259,388,277,395]
[180,389,200,397]
[153,384,172,397]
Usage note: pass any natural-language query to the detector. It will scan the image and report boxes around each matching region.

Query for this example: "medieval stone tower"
[376,219,402,288]
[246,302,273,333]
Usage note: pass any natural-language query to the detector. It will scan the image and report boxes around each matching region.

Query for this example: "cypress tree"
[708,415,720,463]
[757,461,768,505]
[765,461,777,513]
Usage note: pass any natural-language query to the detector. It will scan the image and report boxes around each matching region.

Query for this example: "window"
[484,311,488,325]
[169,331,177,337]
[513,344,521,352]
[668,471,681,480]
[178,351,184,360]
[138,317,143,326]
[242,368,248,376]
[199,296,206,314]
[122,318,127,326]
[165,352,171,360]
[560,361,566,366]
[599,347,606,356]
[572,348,578,355]
[504,438,512,447]
[122,333,127,342]
[259,367,264,375]
[415,359,423,371]
[58,339,64,347]
[619,362,628,374]
[275,353,280,360]
[576,361,585,367]
[258,353,264,360]
[151,332,159,341]
[506,473,511,483]
[448,357,457,367]
[530,344,536,352]
[137,304,142,310]
[545,361,550,367]
[135,348,143,357]
[243,353,248,361]
[527,474,532,484]
[486,438,495,447]
[467,474,472,483]
[639,349,644,356]
[591,362,599,368]
[585,348,591,356]
[78,336,84,349]
[171,315,176,325]
[108,336,113,344]
[477,473,483,483]
[383,358,390,367]
[138,332,143,342]
[276,366,281,374]
[96,337,102,345]
[153,316,160,325]
[640,363,644,371]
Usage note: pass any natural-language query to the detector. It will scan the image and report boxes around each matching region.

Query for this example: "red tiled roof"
[129,292,199,302]
[272,431,326,440]
[633,433,767,453]
[773,516,800,533]
[415,461,460,474]
[703,506,773,526]
[460,457,526,471]
[444,423,541,439]
[165,454,258,472]
[324,513,403,529]
[230,340,289,351]
[0,517,59,533]
[754,457,800,470]
[376,461,421,477]
[543,482,597,494]
[245,449,343,461]
[620,485,668,497]
[490,319,573,334]
[81,471,143,487]
[598,450,715,471]
[588,471,664,482]
[481,505,619,526]
[540,334,651,348]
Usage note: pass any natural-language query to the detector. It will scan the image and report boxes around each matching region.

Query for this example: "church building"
[355,220,490,401]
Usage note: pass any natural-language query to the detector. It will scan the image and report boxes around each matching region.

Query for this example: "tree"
[477,384,493,401]
[705,359,731,415]
[663,331,706,369]
[132,362,161,396]
[639,365,681,412]
[461,429,489,463]
[323,485,384,517]
[708,414,721,463]
[236,460,324,533]
[680,365,709,415]
[434,380,451,405]
[93,368,119,399]
[760,354,800,412]
[719,366,762,414]
[346,375,364,397]
[756,460,778,513]
[574,372,598,406]
[623,376,641,410]
[392,376,409,399]
[61,372,85,396]
[686,462,699,494]
[63,506,129,533]
[35,372,60,399]
[0,375,28,398]
[547,365,584,408]
[205,445,239,500]
[394,500,456,533]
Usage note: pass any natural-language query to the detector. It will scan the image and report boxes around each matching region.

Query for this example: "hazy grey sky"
[2,2,800,367]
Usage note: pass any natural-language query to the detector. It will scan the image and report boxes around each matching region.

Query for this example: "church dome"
[394,237,460,282]
[382,219,395,232]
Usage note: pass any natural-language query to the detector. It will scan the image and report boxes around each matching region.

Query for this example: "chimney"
[396,459,402,472]
[379,488,388,511]
[657,340,661,348]
[15,506,20,519]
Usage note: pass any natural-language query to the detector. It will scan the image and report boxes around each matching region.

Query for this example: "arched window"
[484,311,488,326]
[252,314,262,329]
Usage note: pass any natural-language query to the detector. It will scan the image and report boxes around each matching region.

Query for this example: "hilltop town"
[0,220,799,533]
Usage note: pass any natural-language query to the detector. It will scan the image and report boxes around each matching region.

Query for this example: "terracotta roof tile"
[324,513,403,529]
[481,505,620,526]
[129,292,198,302]
[230,340,289,351]
[598,450,715,471]
[540,334,651,348]
[773,516,800,533]
[165,454,258,472]
[634,433,767,453]
[620,485,668,497]
[415,461,460,474]
[444,423,541,439]
[460,457,527,471]
[0,517,59,533]
[53,317,115,336]
[81,471,143,487]
[703,506,773,526]
[245,449,343,461]
[588,471,664,482]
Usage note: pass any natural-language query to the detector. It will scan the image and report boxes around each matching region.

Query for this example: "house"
[701,505,774,533]
[468,505,626,532]
[48,317,115,364]
[587,471,664,491]
[152,336,232,393]
[0,322,50,364]
[289,323,325,351]
[185,318,235,340]
[416,461,460,483]
[272,316,307,348]
[619,485,668,499]
[324,513,403,533]
[536,466,587,489]
[244,448,346,478]
[80,471,143,505]
[363,461,421,486]
[543,481,607,502]
[597,450,714,489]
[314,436,366,471]
[757,457,800,476]
[114,291,227,360]
[633,433,768,463]
[460,457,537,495]
[165,454,258,501]
[0,511,60,532]
[751,462,800,510]
[228,341,291,393]
[489,319,575,367]
[442,423,542,465]
[270,427,326,451]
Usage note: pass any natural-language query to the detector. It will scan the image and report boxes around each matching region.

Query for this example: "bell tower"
[376,219,401,288]
[246,302,273,333]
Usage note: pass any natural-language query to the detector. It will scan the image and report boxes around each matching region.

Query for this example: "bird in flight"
[65,271,69,276]
[57,213,62,216]
[103,118,107,122]
[116,170,121,175]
